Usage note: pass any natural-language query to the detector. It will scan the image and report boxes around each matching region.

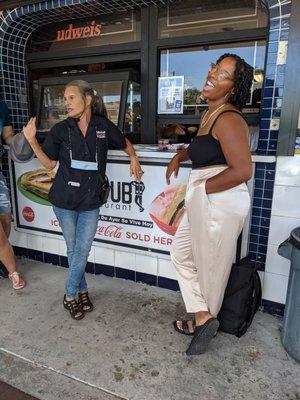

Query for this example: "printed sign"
[158,76,184,114]
[12,158,191,254]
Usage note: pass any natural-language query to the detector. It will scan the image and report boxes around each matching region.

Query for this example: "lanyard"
[68,127,98,171]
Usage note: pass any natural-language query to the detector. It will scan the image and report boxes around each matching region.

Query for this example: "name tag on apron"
[68,181,81,187]
[71,159,98,171]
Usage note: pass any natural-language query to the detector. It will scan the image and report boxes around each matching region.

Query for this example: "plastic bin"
[278,227,300,363]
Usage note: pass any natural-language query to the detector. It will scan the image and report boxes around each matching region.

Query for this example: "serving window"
[35,70,140,143]
[38,80,123,130]
[156,39,266,150]
[159,40,266,116]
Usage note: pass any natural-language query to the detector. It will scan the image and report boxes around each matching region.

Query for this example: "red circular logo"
[22,207,35,222]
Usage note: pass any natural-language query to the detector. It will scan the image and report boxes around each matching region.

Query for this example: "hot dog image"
[149,182,187,236]
[20,168,56,200]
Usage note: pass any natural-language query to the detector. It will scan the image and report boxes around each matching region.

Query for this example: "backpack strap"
[208,110,244,135]
[235,232,243,263]
[236,265,262,337]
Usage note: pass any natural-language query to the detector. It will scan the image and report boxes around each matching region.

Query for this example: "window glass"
[158,0,268,38]
[124,81,141,143]
[39,84,66,131]
[95,81,123,125]
[159,40,266,115]
[39,81,123,130]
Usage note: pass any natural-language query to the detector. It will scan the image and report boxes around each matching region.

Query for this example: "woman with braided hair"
[166,54,254,355]
[23,80,142,320]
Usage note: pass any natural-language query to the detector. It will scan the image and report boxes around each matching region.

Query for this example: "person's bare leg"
[0,214,11,238]
[0,220,16,274]
[0,219,25,289]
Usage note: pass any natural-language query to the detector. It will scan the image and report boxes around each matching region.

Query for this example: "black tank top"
[187,110,243,169]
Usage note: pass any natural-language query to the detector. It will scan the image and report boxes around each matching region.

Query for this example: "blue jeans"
[53,206,99,299]
[0,172,11,215]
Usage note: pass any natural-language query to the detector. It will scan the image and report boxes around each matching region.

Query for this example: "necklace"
[200,103,227,129]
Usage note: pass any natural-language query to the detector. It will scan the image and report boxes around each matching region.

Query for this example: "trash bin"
[278,227,300,363]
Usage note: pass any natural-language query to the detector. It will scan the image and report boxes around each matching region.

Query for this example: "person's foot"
[0,262,8,278]
[8,272,26,289]
[186,318,220,356]
[78,291,94,312]
[195,311,214,326]
[63,295,85,320]
[173,320,195,335]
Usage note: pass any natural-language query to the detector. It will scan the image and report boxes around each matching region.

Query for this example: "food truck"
[1,0,299,311]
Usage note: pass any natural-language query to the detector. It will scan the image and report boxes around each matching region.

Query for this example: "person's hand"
[174,125,186,136]
[22,117,37,144]
[166,154,180,185]
[130,155,144,182]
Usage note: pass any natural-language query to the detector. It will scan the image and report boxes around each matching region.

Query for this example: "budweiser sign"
[56,20,101,41]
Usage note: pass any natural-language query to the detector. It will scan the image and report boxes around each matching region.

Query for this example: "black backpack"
[217,257,262,337]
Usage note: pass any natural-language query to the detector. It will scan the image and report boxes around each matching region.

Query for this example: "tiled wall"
[10,231,180,291]
[257,0,291,156]
[0,0,296,313]
[263,156,300,313]
[249,162,276,268]
[247,1,292,314]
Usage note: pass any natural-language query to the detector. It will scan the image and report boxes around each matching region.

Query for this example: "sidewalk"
[0,259,299,400]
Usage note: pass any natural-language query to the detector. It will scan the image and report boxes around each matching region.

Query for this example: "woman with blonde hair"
[23,80,143,319]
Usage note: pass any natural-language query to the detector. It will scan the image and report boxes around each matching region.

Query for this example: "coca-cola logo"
[22,207,35,222]
[97,225,122,238]
[56,21,101,41]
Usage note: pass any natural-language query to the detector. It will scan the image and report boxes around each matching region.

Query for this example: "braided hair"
[216,53,254,110]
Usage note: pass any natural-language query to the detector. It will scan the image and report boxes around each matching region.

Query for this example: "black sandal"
[63,295,85,320]
[78,291,94,312]
[173,320,195,336]
[186,317,219,356]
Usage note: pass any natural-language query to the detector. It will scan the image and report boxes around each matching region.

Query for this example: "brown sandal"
[9,272,26,290]
[78,291,94,312]
[63,295,85,320]
[173,320,195,336]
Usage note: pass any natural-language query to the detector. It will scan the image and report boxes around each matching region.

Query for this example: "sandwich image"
[149,182,187,236]
[20,168,56,200]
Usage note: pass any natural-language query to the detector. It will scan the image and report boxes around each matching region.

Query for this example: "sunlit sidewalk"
[0,259,299,400]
